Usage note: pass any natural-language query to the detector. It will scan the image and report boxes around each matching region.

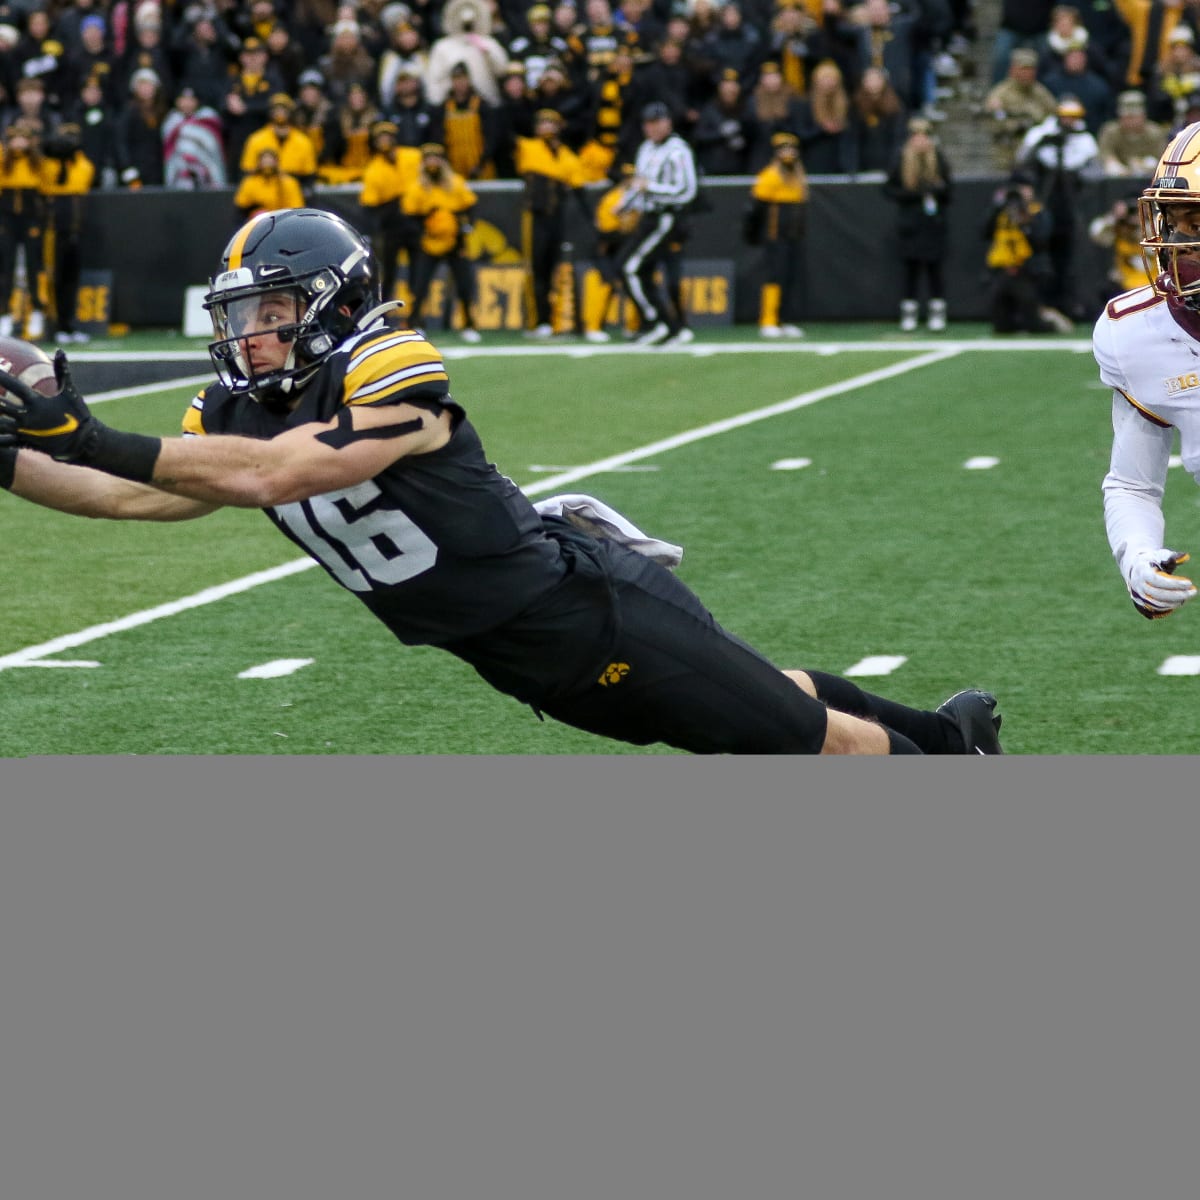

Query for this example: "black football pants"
[449,536,829,754]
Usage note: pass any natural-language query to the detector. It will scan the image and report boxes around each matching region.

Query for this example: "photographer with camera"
[1087,193,1152,304]
[983,170,1063,334]
[1015,95,1099,322]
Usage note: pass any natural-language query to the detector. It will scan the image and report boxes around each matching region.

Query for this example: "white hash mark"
[1157,656,1200,676]
[844,655,908,677]
[238,659,315,679]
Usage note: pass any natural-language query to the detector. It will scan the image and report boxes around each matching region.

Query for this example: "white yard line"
[0,561,318,671]
[2,346,963,670]
[87,374,213,405]
[518,349,960,495]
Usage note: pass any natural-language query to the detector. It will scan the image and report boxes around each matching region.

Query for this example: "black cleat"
[937,689,1004,755]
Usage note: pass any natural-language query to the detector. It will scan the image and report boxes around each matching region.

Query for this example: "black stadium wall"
[86,175,1141,331]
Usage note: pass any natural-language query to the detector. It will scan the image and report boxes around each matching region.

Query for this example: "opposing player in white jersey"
[1097,120,1200,619]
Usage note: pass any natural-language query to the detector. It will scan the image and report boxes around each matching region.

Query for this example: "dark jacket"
[882,147,953,261]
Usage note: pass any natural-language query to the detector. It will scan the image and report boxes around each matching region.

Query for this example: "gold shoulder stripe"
[344,329,424,370]
[343,336,448,404]
[1118,387,1172,428]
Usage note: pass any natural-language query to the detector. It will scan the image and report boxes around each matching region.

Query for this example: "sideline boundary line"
[68,337,1094,364]
[0,349,963,670]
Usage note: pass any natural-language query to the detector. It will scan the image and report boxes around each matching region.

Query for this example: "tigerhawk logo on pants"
[598,662,630,686]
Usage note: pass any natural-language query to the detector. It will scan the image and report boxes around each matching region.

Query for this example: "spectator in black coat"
[693,67,753,175]
[221,37,286,177]
[383,64,439,148]
[851,64,907,174]
[745,59,805,171]
[63,13,116,108]
[493,60,536,177]
[700,3,765,84]
[17,6,72,111]
[117,2,175,102]
[1041,40,1115,133]
[67,73,120,189]
[798,58,857,174]
[2,75,60,142]
[116,68,167,188]
[171,11,242,112]
[54,0,107,49]
[883,115,953,331]
[264,19,308,97]
[992,0,1057,83]
[628,36,700,139]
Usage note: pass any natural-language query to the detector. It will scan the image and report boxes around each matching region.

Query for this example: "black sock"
[807,670,958,754]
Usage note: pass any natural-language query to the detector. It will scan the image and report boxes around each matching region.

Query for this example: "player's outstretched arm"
[146,401,451,507]
[1,447,216,521]
[0,351,451,510]
[0,351,212,520]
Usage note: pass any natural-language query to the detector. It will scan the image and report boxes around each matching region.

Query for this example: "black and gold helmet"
[203,207,382,404]
[1140,122,1200,308]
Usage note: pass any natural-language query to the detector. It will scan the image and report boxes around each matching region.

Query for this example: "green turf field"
[2,326,1195,756]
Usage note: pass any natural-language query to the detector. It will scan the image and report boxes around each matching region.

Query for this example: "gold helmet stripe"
[226,211,274,269]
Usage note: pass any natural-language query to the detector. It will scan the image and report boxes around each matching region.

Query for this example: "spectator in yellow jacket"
[238,93,318,194]
[232,147,305,220]
[0,120,49,339]
[581,163,640,343]
[40,122,96,344]
[744,131,807,338]
[359,119,423,304]
[515,108,588,336]
[401,142,481,341]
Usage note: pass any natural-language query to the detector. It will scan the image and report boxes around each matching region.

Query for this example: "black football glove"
[0,350,161,482]
[0,350,99,461]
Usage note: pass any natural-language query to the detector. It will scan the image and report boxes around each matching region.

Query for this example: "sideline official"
[619,101,698,347]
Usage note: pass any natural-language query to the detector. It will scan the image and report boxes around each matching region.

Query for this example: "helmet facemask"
[203,208,381,409]
[1140,122,1200,310]
[206,267,352,407]
[1140,197,1200,309]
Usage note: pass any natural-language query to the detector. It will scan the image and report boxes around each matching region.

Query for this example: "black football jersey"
[183,325,567,645]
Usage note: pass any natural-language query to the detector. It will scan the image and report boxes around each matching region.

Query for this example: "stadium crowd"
[0,0,1196,341]
[0,0,972,190]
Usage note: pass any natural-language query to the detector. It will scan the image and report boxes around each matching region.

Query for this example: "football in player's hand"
[0,336,57,401]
